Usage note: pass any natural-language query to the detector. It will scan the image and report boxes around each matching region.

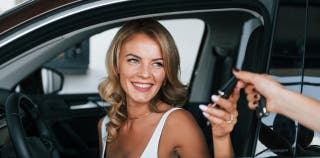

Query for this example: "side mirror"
[41,68,64,94]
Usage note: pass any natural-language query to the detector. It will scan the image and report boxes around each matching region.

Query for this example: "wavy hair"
[98,18,187,142]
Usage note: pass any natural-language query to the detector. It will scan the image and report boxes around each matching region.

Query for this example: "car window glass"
[255,0,307,157]
[300,0,320,153]
[46,19,205,94]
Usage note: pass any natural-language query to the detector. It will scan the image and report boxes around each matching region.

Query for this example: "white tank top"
[100,108,180,158]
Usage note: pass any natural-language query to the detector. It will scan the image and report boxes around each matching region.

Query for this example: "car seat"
[259,114,320,156]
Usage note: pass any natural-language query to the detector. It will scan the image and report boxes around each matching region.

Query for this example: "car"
[0,0,319,158]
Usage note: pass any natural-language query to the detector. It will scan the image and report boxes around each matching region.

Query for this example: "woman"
[98,18,240,158]
[233,70,320,132]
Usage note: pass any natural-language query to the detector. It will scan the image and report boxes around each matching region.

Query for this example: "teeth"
[133,83,151,88]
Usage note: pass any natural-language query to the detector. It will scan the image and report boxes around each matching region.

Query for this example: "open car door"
[0,0,278,157]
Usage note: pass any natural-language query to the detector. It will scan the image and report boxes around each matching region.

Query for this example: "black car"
[0,0,319,157]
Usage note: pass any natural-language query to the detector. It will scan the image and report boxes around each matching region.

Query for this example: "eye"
[153,62,163,68]
[127,58,139,65]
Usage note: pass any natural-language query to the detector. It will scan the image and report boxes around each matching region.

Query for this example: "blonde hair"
[99,18,187,142]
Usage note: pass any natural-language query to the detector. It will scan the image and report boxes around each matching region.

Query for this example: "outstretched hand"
[233,70,285,113]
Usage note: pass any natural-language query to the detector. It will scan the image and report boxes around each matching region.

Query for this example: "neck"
[126,103,151,120]
[127,111,152,120]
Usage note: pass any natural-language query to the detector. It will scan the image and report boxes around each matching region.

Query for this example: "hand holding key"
[199,81,243,138]
[233,69,320,132]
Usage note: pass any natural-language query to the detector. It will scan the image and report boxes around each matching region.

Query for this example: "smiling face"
[118,33,165,106]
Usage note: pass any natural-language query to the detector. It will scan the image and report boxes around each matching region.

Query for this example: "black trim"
[1,0,270,65]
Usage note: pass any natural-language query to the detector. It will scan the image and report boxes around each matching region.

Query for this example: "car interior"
[2,0,319,158]
[0,3,271,157]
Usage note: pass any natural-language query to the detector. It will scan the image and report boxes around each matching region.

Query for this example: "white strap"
[101,115,109,158]
[100,108,181,158]
[140,107,181,158]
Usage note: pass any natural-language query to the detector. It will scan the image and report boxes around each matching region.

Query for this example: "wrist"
[268,86,288,113]
[213,134,234,157]
[213,134,231,142]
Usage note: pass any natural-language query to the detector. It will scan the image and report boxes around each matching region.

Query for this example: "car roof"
[0,0,272,90]
[0,0,84,35]
[0,0,270,36]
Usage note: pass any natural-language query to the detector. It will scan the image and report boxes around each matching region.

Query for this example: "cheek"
[154,70,166,83]
[118,66,133,87]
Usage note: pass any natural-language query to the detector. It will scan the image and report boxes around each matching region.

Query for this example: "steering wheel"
[5,93,60,158]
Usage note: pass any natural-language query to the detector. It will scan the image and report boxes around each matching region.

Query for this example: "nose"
[138,64,151,78]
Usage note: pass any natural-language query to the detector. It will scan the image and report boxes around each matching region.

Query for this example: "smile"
[132,82,153,88]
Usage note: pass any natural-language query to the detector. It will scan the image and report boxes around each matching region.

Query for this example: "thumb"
[232,69,257,84]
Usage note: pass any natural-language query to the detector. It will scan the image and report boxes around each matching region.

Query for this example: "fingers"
[199,94,239,138]
[199,105,222,123]
[211,95,234,113]
[232,69,258,83]
[236,80,246,89]
[244,85,261,110]
[248,101,259,110]
[229,81,243,104]
[247,93,260,102]
[200,89,239,125]
[244,84,256,94]
[199,104,238,125]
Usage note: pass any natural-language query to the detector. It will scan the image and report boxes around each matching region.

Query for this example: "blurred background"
[0,0,27,13]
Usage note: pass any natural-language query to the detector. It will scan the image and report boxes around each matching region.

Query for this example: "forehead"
[120,33,163,58]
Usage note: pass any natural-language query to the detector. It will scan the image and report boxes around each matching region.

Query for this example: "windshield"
[0,0,32,16]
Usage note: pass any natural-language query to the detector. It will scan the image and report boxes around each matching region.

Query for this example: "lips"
[132,82,153,91]
[132,82,153,89]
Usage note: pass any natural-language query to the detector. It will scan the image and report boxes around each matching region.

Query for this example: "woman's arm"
[234,70,320,132]
[277,88,320,131]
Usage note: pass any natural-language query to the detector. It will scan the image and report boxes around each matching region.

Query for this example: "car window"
[45,19,205,94]
[255,0,320,157]
[300,0,320,153]
[255,1,306,157]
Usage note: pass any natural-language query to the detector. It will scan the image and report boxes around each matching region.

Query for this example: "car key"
[215,76,269,118]
[210,18,268,118]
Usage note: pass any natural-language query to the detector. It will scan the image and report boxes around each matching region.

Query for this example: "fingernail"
[202,112,209,117]
[253,101,258,105]
[210,103,217,107]
[254,94,258,99]
[199,104,208,111]
[232,67,239,72]
[252,88,257,92]
[211,95,219,102]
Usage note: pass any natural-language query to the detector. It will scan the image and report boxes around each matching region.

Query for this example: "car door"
[0,0,277,158]
[253,0,320,157]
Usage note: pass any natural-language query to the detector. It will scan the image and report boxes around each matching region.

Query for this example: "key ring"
[226,114,234,124]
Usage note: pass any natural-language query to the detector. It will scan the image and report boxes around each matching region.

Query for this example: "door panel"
[33,94,106,158]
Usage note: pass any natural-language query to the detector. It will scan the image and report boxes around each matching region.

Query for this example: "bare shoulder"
[168,109,194,121]
[161,108,209,157]
[167,108,196,125]
[158,103,194,122]
[157,103,200,132]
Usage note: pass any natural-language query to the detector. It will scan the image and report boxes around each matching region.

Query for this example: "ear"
[115,65,119,74]
[116,65,119,74]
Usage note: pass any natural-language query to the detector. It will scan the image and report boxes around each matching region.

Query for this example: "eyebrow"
[126,53,163,61]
